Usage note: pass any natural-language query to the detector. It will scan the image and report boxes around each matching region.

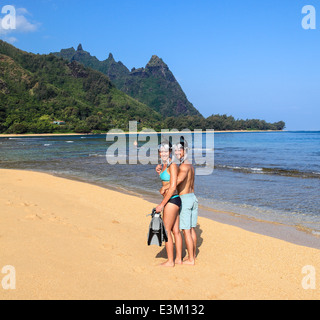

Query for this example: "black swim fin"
[147,209,168,247]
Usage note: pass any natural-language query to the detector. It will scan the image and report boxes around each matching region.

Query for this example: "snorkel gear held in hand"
[147,208,168,247]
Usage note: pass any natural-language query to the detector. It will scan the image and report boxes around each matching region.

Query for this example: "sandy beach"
[0,169,319,300]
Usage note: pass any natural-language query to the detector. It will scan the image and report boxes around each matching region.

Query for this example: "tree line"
[164,114,285,131]
[0,111,285,134]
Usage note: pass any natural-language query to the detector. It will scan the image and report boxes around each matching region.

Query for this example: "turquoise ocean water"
[0,131,319,235]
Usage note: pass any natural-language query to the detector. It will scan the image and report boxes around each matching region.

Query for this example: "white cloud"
[16,8,30,16]
[16,14,39,33]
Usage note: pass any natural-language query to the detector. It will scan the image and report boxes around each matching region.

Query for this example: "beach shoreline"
[16,167,320,250]
[128,188,320,251]
[0,130,286,138]
[1,168,319,300]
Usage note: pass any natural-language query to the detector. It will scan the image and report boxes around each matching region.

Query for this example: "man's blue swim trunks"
[179,193,198,230]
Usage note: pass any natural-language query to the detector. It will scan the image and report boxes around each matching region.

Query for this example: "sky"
[0,0,319,130]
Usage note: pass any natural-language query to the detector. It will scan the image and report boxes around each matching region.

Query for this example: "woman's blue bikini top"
[160,161,174,182]
[160,168,171,182]
[159,163,180,200]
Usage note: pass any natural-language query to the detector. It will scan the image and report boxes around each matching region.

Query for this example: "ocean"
[0,131,319,235]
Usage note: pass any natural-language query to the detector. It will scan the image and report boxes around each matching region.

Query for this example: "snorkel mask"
[173,142,189,164]
[158,143,171,153]
[158,142,172,165]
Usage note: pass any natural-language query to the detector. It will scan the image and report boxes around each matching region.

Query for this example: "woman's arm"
[155,163,178,213]
[156,164,162,175]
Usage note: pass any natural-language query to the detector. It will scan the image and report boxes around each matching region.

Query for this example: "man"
[158,141,198,265]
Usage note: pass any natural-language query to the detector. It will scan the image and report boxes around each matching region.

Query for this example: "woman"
[155,142,183,267]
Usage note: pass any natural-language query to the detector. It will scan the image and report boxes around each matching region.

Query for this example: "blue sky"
[1,0,320,130]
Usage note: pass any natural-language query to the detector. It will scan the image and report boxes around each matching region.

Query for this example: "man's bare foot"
[175,259,183,265]
[182,259,195,266]
[160,261,175,267]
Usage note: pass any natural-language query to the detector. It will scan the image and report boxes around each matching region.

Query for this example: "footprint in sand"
[22,202,31,207]
[49,213,60,221]
[48,213,69,226]
[21,202,38,207]
[24,214,42,220]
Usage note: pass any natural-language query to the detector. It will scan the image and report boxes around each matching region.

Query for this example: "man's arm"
[160,165,189,195]
[176,165,189,186]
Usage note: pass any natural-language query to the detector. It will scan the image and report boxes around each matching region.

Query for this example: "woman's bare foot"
[175,259,183,265]
[182,259,195,266]
[160,260,175,267]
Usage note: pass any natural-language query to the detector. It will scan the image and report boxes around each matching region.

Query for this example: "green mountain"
[52,44,202,118]
[0,41,285,134]
[0,40,162,134]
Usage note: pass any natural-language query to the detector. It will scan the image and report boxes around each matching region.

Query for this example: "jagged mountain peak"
[51,45,202,117]
[77,44,83,51]
[0,40,163,133]
[107,53,115,61]
[146,55,166,68]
